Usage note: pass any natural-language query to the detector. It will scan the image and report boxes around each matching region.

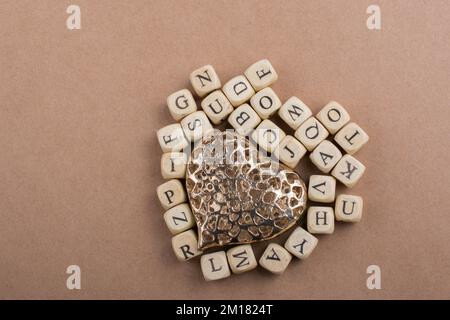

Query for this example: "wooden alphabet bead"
[309,140,343,173]
[189,65,221,97]
[228,103,261,136]
[180,111,213,142]
[294,117,329,151]
[273,135,307,168]
[244,59,278,91]
[226,244,257,274]
[307,206,335,234]
[200,251,231,281]
[278,96,313,130]
[201,90,234,125]
[316,101,350,134]
[335,194,363,222]
[259,243,292,275]
[331,154,366,187]
[156,179,187,210]
[251,119,286,153]
[157,123,189,153]
[171,229,202,261]
[334,122,369,155]
[161,152,187,179]
[163,203,195,235]
[166,89,197,121]
[223,75,255,107]
[284,227,318,260]
[250,87,282,119]
[308,175,336,203]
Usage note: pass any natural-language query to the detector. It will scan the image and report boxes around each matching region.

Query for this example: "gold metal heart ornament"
[186,131,307,250]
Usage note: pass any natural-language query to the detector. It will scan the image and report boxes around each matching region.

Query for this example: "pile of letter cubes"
[156,60,369,280]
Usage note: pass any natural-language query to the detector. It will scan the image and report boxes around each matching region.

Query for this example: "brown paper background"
[1,0,450,299]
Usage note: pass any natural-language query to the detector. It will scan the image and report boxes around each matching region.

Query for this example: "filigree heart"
[186,131,307,250]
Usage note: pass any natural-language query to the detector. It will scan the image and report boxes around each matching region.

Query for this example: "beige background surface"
[1,0,450,299]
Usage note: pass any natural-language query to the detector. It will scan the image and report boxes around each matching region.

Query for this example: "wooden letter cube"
[316,101,350,134]
[308,175,336,203]
[250,87,282,119]
[273,135,307,168]
[157,123,188,153]
[228,103,261,136]
[244,59,278,91]
[278,96,313,129]
[226,244,257,274]
[334,122,369,155]
[166,89,197,121]
[161,152,187,179]
[171,229,202,261]
[189,64,221,97]
[156,179,187,210]
[335,194,363,222]
[309,140,343,173]
[251,119,286,153]
[284,227,318,260]
[180,111,213,142]
[200,251,231,281]
[294,117,329,151]
[223,75,255,107]
[201,90,234,125]
[259,243,292,275]
[331,154,366,187]
[307,206,335,234]
[163,203,195,235]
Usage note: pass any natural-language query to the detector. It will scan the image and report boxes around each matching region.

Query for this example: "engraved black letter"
[315,211,328,225]
[236,112,250,125]
[262,129,277,144]
[319,152,334,165]
[312,181,326,195]
[266,248,281,261]
[164,190,174,204]
[180,245,194,259]
[175,95,189,110]
[340,161,358,179]
[344,130,360,145]
[305,122,319,139]
[259,96,273,110]
[327,108,341,122]
[233,81,248,96]
[187,119,201,131]
[256,68,272,80]
[208,258,223,272]
[283,145,295,158]
[163,134,178,145]
[287,105,304,121]
[341,200,356,215]
[207,99,224,114]
[172,212,188,225]
[293,239,308,254]
[232,250,250,268]
[195,70,212,87]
